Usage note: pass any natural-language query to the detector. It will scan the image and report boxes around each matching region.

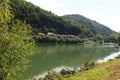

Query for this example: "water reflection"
[19,44,119,80]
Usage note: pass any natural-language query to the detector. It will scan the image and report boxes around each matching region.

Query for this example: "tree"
[109,34,118,43]
[118,33,120,45]
[0,0,35,80]
[95,34,104,44]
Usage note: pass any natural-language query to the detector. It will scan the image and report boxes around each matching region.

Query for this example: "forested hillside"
[63,14,115,36]
[10,0,92,37]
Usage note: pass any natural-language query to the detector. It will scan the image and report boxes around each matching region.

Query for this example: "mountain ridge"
[63,14,115,37]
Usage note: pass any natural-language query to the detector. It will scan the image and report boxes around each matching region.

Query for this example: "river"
[18,44,119,80]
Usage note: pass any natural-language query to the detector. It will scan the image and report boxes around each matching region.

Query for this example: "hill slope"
[10,0,92,37]
[63,14,115,36]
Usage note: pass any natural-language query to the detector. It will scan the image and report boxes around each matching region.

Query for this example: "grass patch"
[65,58,120,80]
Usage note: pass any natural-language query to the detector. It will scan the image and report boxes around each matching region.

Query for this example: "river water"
[18,44,119,80]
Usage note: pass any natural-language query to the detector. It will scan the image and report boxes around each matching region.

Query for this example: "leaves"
[0,0,35,80]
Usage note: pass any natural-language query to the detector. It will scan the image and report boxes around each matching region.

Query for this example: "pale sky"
[26,0,120,32]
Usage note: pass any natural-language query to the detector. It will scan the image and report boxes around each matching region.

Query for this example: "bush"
[0,1,35,79]
[80,60,95,71]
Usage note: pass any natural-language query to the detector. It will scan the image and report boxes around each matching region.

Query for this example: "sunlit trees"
[0,0,34,80]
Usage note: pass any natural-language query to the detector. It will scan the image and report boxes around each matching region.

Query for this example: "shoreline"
[32,50,120,80]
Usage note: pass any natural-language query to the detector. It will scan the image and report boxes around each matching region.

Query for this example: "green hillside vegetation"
[63,14,115,37]
[10,0,116,43]
[10,0,92,37]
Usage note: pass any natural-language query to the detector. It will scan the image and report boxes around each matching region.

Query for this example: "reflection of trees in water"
[22,44,119,80]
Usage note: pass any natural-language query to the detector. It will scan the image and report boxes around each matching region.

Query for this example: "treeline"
[33,35,87,44]
[10,0,93,37]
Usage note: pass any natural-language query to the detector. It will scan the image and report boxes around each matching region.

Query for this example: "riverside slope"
[65,58,120,80]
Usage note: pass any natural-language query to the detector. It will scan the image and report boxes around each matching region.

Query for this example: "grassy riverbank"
[65,58,120,80]
[35,58,120,80]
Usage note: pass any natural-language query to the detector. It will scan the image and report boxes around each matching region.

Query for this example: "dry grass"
[65,58,120,80]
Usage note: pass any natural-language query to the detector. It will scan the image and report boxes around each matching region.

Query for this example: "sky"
[26,0,120,32]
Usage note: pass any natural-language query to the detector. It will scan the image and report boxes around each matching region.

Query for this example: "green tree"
[118,33,120,45]
[109,34,118,43]
[95,34,104,44]
[0,0,34,80]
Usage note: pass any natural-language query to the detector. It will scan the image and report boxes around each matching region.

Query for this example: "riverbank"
[35,57,120,80]
[65,57,120,80]
[32,51,120,80]
[28,45,120,80]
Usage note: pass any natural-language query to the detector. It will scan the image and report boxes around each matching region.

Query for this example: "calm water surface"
[18,44,119,80]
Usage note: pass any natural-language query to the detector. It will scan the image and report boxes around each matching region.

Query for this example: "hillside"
[10,0,92,37]
[63,14,115,37]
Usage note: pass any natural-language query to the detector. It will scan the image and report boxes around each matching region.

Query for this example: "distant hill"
[63,14,115,36]
[10,0,93,37]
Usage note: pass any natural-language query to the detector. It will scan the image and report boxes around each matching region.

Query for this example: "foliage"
[109,34,118,43]
[0,20,34,80]
[118,33,120,45]
[109,33,120,46]
[10,0,93,37]
[95,34,104,44]
[80,60,95,71]
[33,35,86,44]
[60,69,75,76]
[33,68,76,80]
[41,72,63,80]
[0,0,35,80]
[0,0,13,23]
